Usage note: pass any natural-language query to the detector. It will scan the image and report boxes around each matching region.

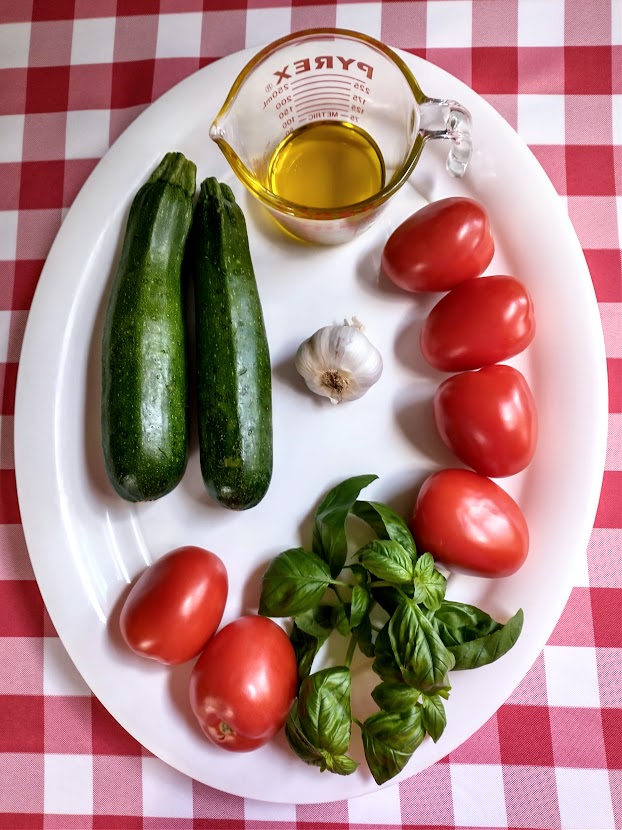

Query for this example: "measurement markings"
[298,116,350,126]
[290,76,355,124]
[296,98,349,107]
[292,88,350,99]
[292,81,352,94]
[291,73,354,87]
[296,102,350,114]
[294,92,350,105]
[296,111,350,120]
[294,87,350,97]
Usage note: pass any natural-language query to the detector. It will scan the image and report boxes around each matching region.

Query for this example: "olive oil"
[267,121,385,209]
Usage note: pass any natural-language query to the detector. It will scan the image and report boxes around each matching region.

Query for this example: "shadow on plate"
[353,236,409,300]
[167,658,206,741]
[394,390,459,467]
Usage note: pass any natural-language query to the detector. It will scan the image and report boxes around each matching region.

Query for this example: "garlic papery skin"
[295,319,383,404]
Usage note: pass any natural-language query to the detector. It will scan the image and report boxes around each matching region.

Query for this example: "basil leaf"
[354,612,375,658]
[286,703,357,776]
[351,500,417,559]
[332,603,351,637]
[291,626,319,685]
[297,667,353,756]
[295,604,335,640]
[372,584,413,616]
[371,620,404,684]
[342,573,374,640]
[432,600,504,646]
[349,584,371,629]
[371,681,420,713]
[312,474,378,577]
[449,608,524,669]
[285,703,325,766]
[358,539,415,584]
[259,547,334,617]
[389,601,455,692]
[348,563,369,586]
[411,553,446,611]
[291,605,334,683]
[324,754,358,776]
[361,708,426,785]
[420,693,447,742]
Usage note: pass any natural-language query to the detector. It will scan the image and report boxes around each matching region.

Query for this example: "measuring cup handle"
[419,98,473,177]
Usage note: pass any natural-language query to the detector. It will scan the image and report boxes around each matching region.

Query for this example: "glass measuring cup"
[210,28,472,244]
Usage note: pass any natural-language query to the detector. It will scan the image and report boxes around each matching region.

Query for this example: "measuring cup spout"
[209,111,259,197]
[209,112,237,155]
[209,119,226,142]
[419,98,473,177]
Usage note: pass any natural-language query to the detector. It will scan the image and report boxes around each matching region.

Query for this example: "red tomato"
[410,469,529,578]
[120,546,228,665]
[420,275,535,372]
[434,365,538,477]
[189,615,297,752]
[381,197,494,293]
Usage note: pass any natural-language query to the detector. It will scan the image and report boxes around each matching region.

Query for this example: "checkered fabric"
[1,1,620,828]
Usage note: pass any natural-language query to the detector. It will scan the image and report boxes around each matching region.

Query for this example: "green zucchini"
[190,177,273,510]
[101,152,196,501]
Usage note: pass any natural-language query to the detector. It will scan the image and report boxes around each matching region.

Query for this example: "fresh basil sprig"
[258,475,524,785]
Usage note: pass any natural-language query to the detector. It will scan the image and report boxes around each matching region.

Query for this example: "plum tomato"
[119,546,228,665]
[410,469,529,578]
[381,197,494,293]
[433,365,538,477]
[420,275,535,372]
[189,615,298,752]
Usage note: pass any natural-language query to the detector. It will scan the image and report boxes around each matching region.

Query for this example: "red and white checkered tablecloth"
[1,1,620,828]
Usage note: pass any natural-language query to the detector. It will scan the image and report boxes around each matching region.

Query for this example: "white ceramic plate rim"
[14,45,608,803]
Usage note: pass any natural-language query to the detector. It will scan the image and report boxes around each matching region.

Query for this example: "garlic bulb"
[295,318,383,404]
